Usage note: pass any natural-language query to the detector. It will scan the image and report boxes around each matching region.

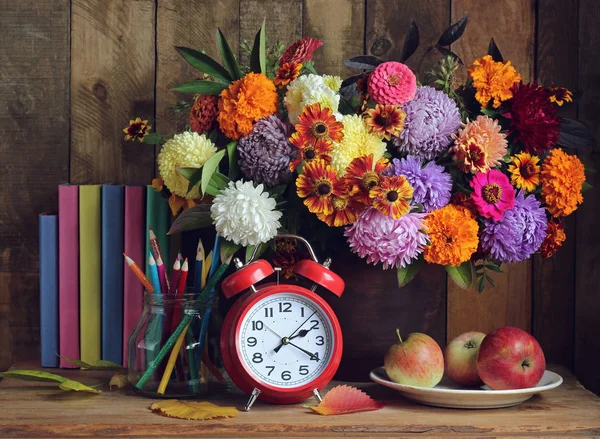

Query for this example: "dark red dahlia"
[503,82,560,154]
[279,37,323,65]
[189,94,218,135]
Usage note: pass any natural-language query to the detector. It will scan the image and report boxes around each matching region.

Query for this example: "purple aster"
[344,207,427,269]
[386,155,452,212]
[237,115,297,186]
[393,86,461,159]
[480,191,548,263]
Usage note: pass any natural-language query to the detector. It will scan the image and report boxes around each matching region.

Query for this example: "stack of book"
[39,185,170,368]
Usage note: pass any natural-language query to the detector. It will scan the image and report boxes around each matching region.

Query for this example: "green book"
[79,185,102,364]
[145,186,170,275]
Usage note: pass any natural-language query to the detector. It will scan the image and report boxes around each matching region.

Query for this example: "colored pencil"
[148,253,162,295]
[171,259,189,334]
[170,258,181,296]
[124,254,154,293]
[149,228,170,292]
[156,255,168,299]
[193,240,205,295]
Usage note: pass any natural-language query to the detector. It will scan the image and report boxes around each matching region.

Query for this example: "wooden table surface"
[1,365,599,438]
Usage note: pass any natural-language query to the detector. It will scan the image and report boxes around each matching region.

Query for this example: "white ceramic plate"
[370,367,563,409]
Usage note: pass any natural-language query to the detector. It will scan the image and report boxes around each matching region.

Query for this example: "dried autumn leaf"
[58,379,101,394]
[150,400,238,420]
[310,385,384,416]
[0,370,101,394]
[109,373,128,390]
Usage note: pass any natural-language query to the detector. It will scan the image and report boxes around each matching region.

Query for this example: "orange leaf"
[168,193,186,216]
[310,385,384,416]
[150,400,238,420]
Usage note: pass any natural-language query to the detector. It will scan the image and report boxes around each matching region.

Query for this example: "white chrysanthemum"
[284,74,341,124]
[323,75,343,93]
[211,181,282,247]
[330,115,387,175]
[158,132,217,199]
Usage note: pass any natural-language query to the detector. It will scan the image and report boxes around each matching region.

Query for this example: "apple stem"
[396,328,403,343]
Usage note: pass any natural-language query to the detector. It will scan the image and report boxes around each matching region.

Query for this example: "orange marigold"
[468,55,521,109]
[423,205,479,267]
[538,219,567,258]
[217,72,278,139]
[541,148,585,217]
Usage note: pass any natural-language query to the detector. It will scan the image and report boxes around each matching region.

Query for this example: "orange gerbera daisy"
[123,117,151,142]
[294,103,344,145]
[316,194,361,227]
[546,86,573,106]
[508,152,541,192]
[537,218,567,258]
[541,148,585,217]
[344,154,390,205]
[369,176,413,219]
[274,62,303,88]
[296,159,344,215]
[468,55,521,108]
[364,104,406,140]
[289,135,333,171]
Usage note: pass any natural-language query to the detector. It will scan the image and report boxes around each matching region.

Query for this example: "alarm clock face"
[237,292,334,388]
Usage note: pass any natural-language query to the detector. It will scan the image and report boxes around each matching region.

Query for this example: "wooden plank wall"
[0,0,598,393]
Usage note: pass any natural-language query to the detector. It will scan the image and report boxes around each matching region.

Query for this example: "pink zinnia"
[279,37,323,64]
[470,170,516,221]
[368,61,417,105]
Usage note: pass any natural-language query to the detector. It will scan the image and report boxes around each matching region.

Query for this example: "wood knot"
[370,37,391,56]
[92,81,108,101]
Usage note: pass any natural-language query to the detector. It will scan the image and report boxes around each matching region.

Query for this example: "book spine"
[123,186,145,367]
[39,214,58,368]
[145,186,170,275]
[79,185,102,364]
[58,185,79,368]
[101,185,124,364]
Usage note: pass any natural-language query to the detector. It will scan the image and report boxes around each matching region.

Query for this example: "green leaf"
[186,169,204,195]
[226,141,239,180]
[58,379,102,394]
[172,80,228,95]
[250,21,266,74]
[58,355,125,370]
[208,129,219,143]
[303,61,318,75]
[269,184,287,198]
[201,149,226,196]
[477,276,486,293]
[446,261,473,289]
[480,107,500,118]
[582,181,593,192]
[484,264,503,273]
[175,46,232,84]
[245,241,270,263]
[397,255,424,287]
[220,239,242,264]
[216,28,243,80]
[0,370,67,383]
[168,204,213,235]
[205,172,231,196]
[484,273,496,288]
[141,133,165,145]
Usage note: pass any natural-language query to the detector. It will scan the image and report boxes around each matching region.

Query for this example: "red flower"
[189,95,218,135]
[296,159,344,215]
[280,37,323,64]
[503,83,560,155]
[295,103,344,145]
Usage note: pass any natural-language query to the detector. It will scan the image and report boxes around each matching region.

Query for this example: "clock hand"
[288,328,313,341]
[287,341,320,361]
[264,324,284,339]
[273,311,316,353]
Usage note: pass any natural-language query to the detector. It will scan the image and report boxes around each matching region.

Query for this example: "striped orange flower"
[274,62,303,88]
[289,135,332,172]
[316,193,361,227]
[344,154,389,205]
[364,104,406,140]
[294,103,344,145]
[296,159,344,215]
[508,152,541,192]
[369,176,413,219]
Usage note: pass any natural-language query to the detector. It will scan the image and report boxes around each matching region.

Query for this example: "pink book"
[58,185,79,368]
[123,186,146,367]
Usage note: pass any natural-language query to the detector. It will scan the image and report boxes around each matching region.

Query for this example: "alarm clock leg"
[312,388,323,403]
[244,388,261,411]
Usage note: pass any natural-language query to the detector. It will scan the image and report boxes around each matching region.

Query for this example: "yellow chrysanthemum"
[468,55,521,109]
[157,132,217,199]
[330,114,386,176]
[541,148,585,217]
[423,205,479,267]
[508,152,541,192]
[323,75,343,93]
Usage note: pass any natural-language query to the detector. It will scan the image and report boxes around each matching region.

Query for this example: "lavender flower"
[237,116,296,186]
[386,155,452,212]
[480,191,548,263]
[344,207,427,269]
[393,86,461,159]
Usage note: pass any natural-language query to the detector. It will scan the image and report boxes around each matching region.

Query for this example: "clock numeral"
[299,365,309,376]
[315,335,325,346]
[252,353,263,363]
[300,307,305,317]
[310,353,320,362]
[278,302,292,313]
[264,308,273,318]
[247,337,257,347]
[252,320,264,331]
[309,320,319,330]
[265,366,275,376]
[281,370,291,381]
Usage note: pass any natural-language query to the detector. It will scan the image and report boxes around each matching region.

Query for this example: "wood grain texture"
[70,0,155,184]
[447,0,535,341]
[576,0,600,397]
[1,364,599,438]
[532,0,579,370]
[0,0,70,362]
[303,0,365,76]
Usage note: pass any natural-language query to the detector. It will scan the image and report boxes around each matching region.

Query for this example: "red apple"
[476,326,546,390]
[384,330,444,388]
[444,331,486,386]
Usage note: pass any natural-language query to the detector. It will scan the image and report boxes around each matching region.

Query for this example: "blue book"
[39,214,58,367]
[101,185,125,364]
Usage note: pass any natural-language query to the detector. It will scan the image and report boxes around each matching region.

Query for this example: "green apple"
[444,331,486,386]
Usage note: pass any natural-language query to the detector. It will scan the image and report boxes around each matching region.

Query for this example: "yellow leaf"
[58,379,101,394]
[109,373,128,390]
[150,400,238,420]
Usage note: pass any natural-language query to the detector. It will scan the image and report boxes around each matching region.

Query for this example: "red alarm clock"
[220,235,344,410]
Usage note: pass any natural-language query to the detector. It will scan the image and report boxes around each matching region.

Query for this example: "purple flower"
[237,115,296,186]
[393,86,461,159]
[344,207,427,269]
[480,191,548,263]
[386,155,452,212]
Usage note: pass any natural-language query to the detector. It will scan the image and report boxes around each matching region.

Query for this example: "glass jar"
[127,292,229,398]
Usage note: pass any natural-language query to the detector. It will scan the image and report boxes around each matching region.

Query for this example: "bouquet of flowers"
[125,18,593,292]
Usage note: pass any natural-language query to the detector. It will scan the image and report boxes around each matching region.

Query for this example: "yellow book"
[79,185,101,364]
